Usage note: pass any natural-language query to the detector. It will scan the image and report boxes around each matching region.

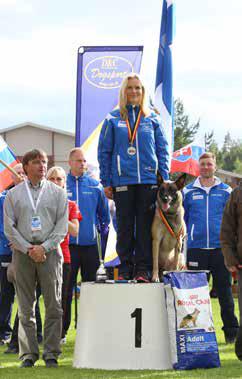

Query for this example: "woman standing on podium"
[98,73,169,282]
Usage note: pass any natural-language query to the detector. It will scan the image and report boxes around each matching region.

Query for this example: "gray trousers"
[14,248,63,362]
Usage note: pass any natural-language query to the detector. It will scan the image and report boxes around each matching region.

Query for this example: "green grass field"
[0,296,241,379]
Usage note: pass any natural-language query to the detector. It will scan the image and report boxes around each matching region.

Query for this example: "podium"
[73,282,172,370]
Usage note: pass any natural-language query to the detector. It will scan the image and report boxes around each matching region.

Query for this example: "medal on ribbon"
[125,110,142,156]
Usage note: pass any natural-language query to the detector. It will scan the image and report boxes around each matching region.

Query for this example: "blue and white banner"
[75,46,143,266]
[75,46,143,167]
[155,0,174,165]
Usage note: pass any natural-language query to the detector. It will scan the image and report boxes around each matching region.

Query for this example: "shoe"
[118,273,130,281]
[45,359,58,368]
[225,328,239,344]
[37,335,43,344]
[134,272,150,283]
[20,359,34,368]
[0,336,10,345]
[225,335,237,344]
[235,327,242,360]
[60,337,66,344]
[209,287,218,298]
[4,345,19,354]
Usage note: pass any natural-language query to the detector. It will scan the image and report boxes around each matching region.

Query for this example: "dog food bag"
[163,271,220,370]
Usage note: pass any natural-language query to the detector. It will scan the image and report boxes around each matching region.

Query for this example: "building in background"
[216,169,242,189]
[0,122,75,171]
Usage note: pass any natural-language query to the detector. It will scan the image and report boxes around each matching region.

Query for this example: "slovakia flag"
[170,145,205,176]
[0,137,19,192]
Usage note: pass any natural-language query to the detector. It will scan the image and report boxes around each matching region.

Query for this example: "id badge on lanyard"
[25,180,46,233]
[31,216,42,231]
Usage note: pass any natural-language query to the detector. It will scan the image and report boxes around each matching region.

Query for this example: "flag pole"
[0,159,21,180]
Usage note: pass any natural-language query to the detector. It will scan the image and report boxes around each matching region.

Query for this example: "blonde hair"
[119,73,150,119]
[46,166,66,188]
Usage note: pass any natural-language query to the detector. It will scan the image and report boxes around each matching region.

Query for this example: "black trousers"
[0,255,15,339]
[64,244,100,335]
[113,184,157,276]
[187,248,239,335]
[61,263,71,338]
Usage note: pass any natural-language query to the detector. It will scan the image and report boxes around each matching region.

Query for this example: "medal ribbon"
[158,208,184,245]
[125,109,142,145]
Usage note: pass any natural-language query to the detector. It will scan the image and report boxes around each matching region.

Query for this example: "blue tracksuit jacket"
[183,177,231,249]
[67,173,110,246]
[98,105,170,187]
[0,191,11,256]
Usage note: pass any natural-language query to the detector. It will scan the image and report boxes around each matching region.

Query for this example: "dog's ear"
[175,173,187,190]
[157,172,164,186]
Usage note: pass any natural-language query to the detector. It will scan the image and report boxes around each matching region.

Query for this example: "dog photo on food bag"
[151,173,187,282]
[179,308,200,329]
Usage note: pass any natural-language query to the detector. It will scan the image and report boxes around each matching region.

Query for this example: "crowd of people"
[0,73,241,368]
[0,147,110,368]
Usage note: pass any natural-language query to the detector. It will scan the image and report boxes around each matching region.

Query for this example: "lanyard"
[24,179,46,214]
[125,109,142,145]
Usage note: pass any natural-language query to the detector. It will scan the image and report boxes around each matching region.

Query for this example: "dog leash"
[158,208,184,247]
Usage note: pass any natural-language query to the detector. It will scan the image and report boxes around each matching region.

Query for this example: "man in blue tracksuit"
[64,147,110,340]
[183,152,239,343]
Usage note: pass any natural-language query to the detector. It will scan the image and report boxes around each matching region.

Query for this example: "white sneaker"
[60,337,66,345]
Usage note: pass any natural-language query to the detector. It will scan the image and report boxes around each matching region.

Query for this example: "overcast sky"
[0,0,241,146]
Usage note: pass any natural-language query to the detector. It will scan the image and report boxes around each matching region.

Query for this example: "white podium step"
[73,282,172,370]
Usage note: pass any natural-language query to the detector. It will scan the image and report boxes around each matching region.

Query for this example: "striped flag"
[155,0,174,164]
[0,137,19,192]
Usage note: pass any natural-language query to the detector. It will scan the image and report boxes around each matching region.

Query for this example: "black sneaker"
[134,272,150,283]
[209,287,218,298]
[4,345,19,354]
[37,335,43,344]
[20,359,34,368]
[45,359,58,368]
[225,328,239,344]
[225,335,237,344]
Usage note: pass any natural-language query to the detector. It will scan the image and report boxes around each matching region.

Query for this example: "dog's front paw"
[178,253,186,270]
[151,274,160,283]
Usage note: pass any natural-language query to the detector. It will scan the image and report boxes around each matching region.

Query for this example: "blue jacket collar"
[193,176,221,190]
[68,171,88,181]
[126,104,140,114]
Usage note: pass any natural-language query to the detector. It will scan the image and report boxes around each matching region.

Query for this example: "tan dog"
[151,173,187,282]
